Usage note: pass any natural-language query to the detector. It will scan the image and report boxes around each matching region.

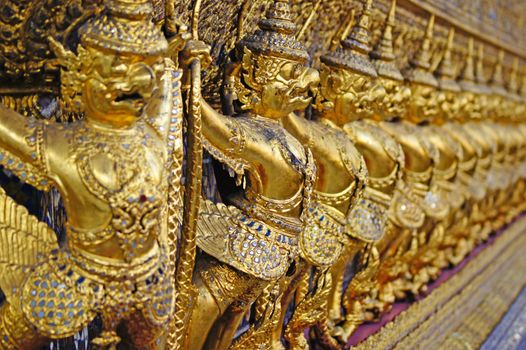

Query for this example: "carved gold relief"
[0,0,525,349]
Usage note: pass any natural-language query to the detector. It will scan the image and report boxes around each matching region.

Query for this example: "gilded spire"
[475,44,486,84]
[79,0,167,55]
[507,57,520,95]
[371,0,395,61]
[490,50,508,96]
[403,14,438,87]
[434,28,460,92]
[105,0,152,18]
[411,14,434,70]
[321,0,377,77]
[459,38,475,83]
[343,0,374,54]
[238,0,309,62]
[474,43,492,95]
[458,38,485,95]
[370,0,404,81]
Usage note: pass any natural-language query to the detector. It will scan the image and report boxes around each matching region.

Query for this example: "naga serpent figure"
[0,1,183,348]
[179,1,319,348]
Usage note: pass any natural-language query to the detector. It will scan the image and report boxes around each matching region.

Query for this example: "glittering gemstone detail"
[227,216,294,280]
[21,251,174,336]
[392,188,426,229]
[347,199,387,243]
[422,187,449,219]
[299,203,345,267]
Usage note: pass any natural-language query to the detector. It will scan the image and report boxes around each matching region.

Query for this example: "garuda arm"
[0,105,54,191]
[200,100,253,176]
[0,105,58,302]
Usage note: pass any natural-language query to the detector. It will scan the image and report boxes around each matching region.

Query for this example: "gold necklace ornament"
[68,122,164,261]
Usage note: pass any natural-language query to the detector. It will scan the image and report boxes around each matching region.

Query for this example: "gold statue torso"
[282,114,364,215]
[443,122,484,201]
[423,125,463,210]
[343,119,401,195]
[282,113,370,265]
[0,65,180,340]
[230,114,307,206]
[379,121,434,176]
[198,110,316,279]
[51,122,165,260]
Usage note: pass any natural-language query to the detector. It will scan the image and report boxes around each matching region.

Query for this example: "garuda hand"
[167,20,191,65]
[180,40,213,68]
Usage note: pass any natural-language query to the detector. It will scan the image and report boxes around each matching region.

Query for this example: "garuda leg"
[0,301,47,350]
[183,255,268,350]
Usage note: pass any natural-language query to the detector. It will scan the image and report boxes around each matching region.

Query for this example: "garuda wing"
[0,186,58,301]
[196,199,295,280]
[196,199,243,261]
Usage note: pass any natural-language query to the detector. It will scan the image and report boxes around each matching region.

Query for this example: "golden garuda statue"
[0,0,526,349]
[0,0,184,348]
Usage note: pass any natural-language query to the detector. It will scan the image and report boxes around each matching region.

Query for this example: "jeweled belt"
[312,180,357,206]
[345,186,392,243]
[233,197,303,236]
[67,241,161,283]
[405,166,433,186]
[458,156,477,172]
[433,162,457,182]
[368,165,399,189]
[299,202,346,267]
